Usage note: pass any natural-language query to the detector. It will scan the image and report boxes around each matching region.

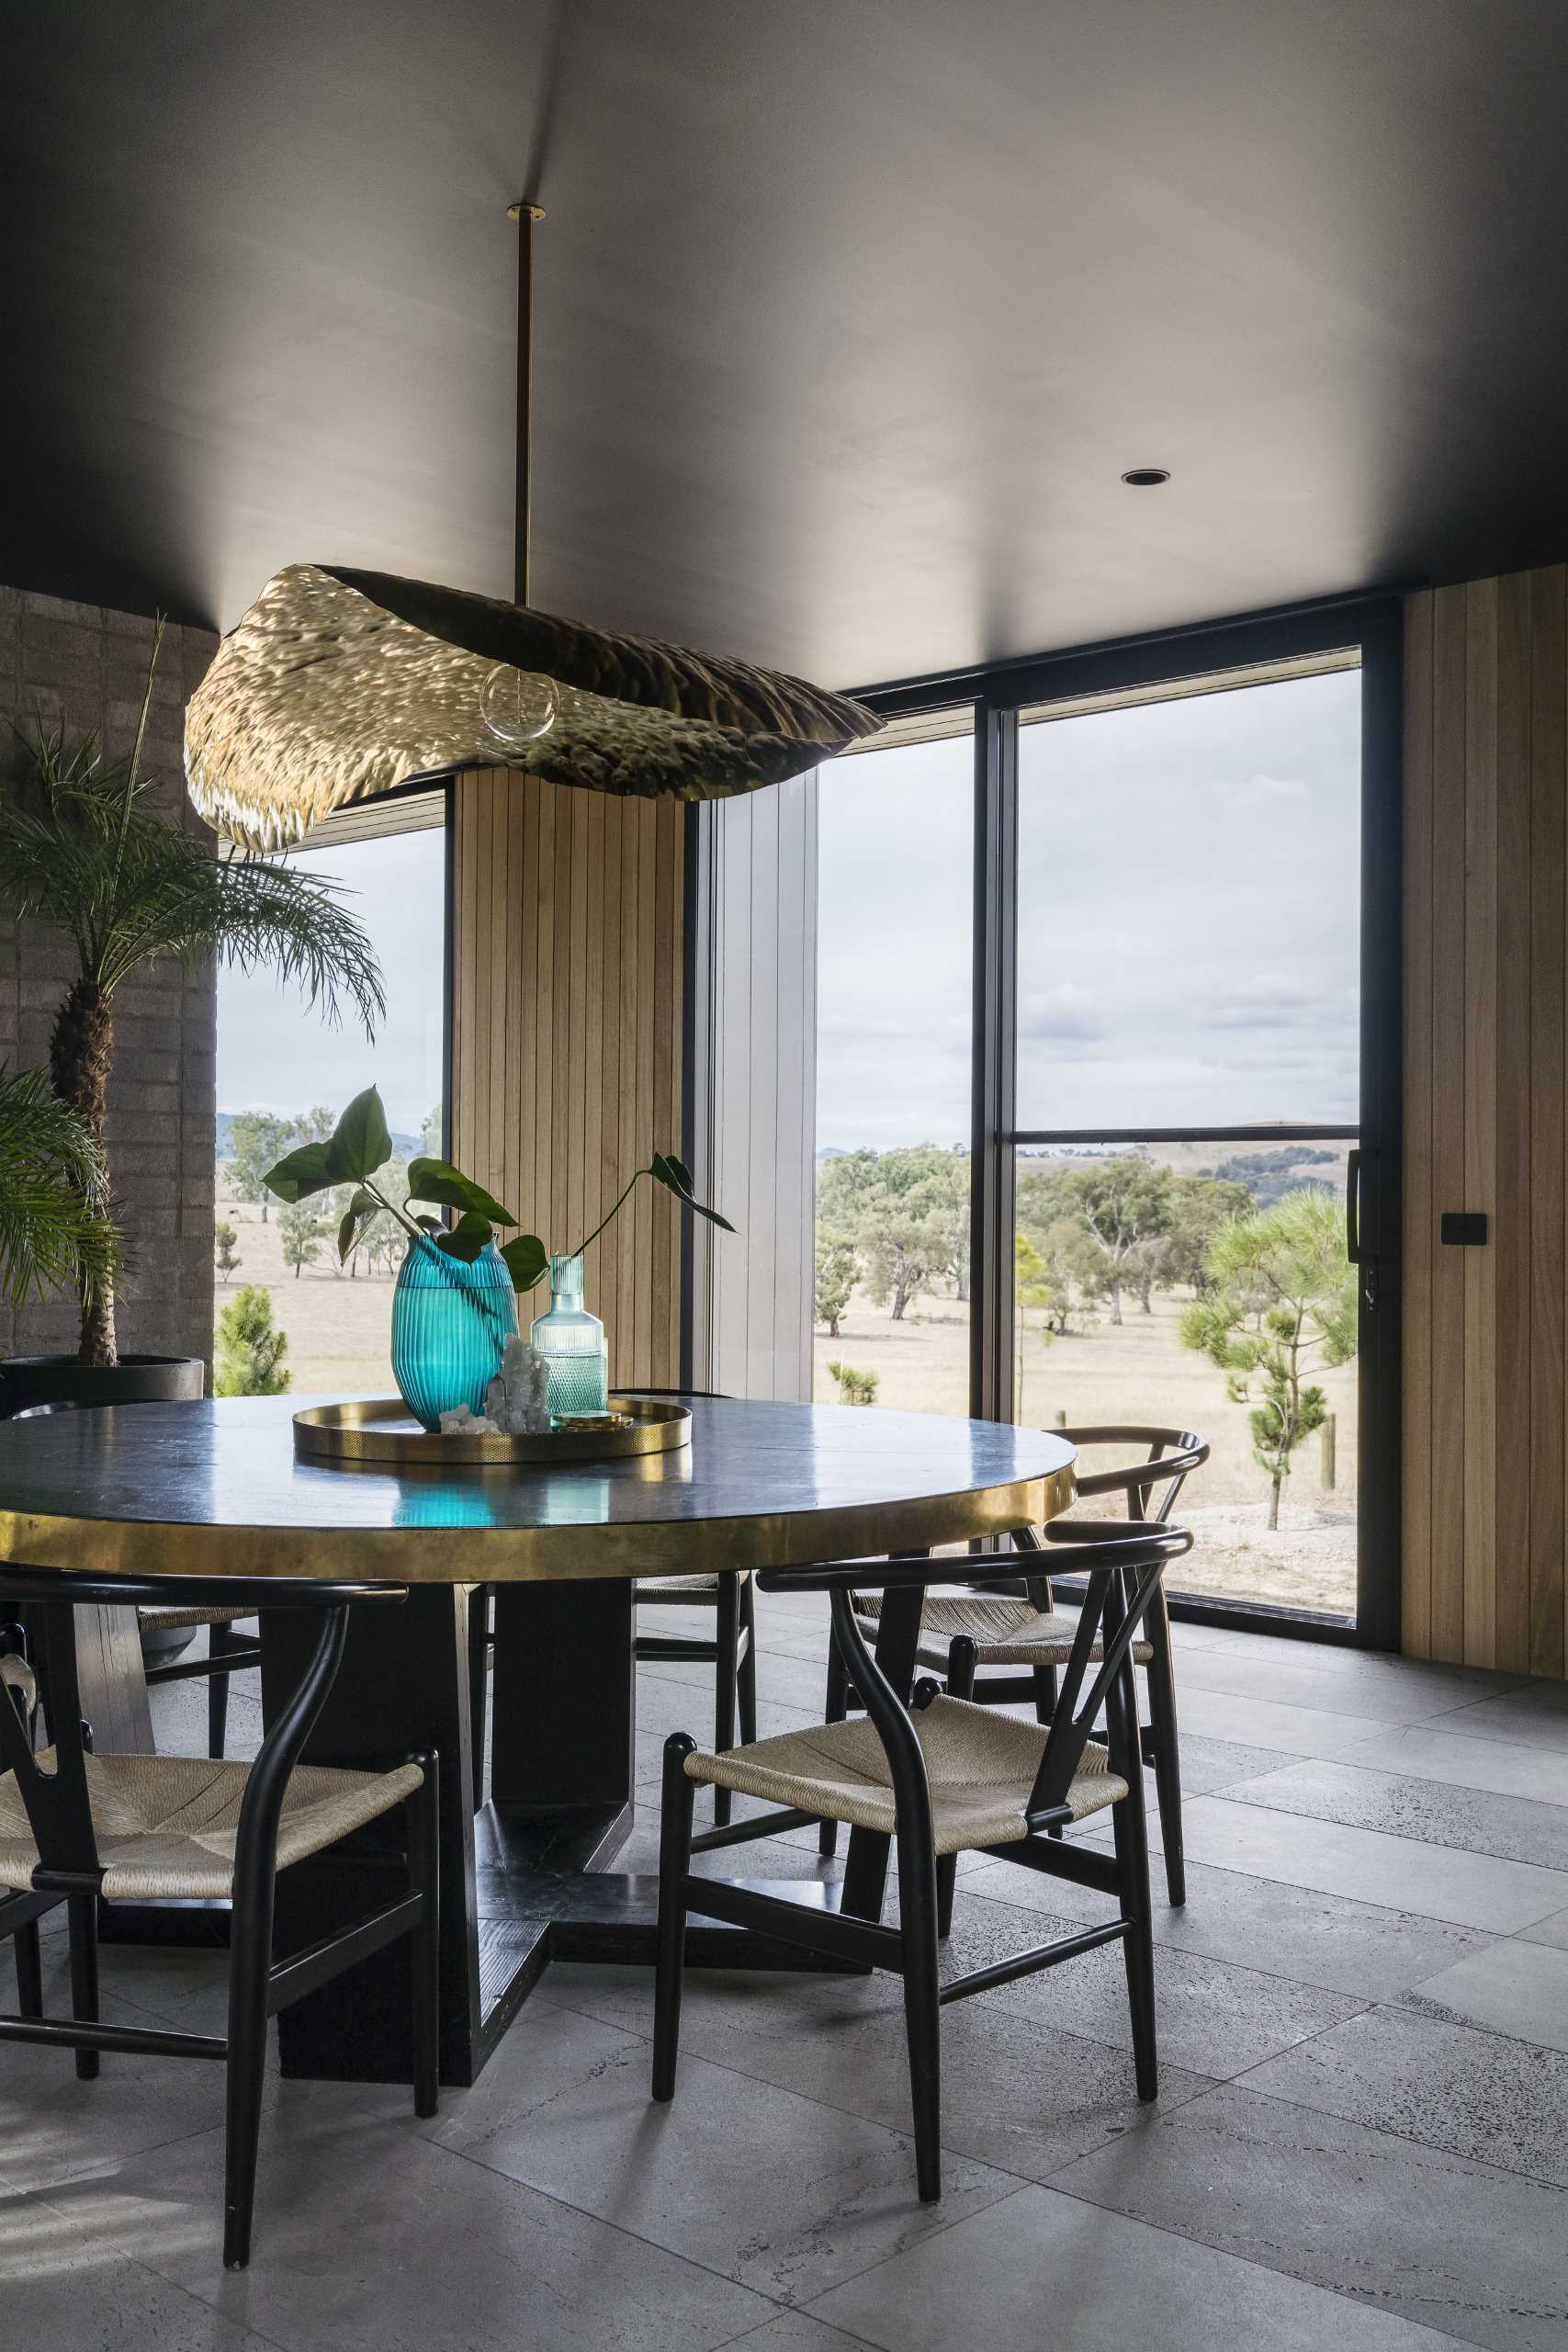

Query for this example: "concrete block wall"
[0,585,219,1371]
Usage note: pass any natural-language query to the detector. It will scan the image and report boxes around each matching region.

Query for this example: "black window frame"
[850,593,1404,1648]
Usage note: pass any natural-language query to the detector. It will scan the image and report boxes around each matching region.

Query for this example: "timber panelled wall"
[1404,568,1567,1676]
[450,771,686,1388]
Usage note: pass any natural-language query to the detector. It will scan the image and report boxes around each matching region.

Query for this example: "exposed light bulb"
[479,664,559,751]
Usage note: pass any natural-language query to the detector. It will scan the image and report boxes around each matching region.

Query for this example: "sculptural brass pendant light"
[185,203,879,849]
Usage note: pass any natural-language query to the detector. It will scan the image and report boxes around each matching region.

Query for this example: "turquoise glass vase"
[391,1235,519,1431]
[530,1253,609,1420]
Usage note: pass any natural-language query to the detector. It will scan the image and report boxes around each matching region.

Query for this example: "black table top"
[0,1395,1076,1582]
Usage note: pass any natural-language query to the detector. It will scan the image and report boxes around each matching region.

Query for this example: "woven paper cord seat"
[854,1588,1153,1673]
[684,1692,1127,1858]
[0,1751,423,1900]
[139,1605,254,1633]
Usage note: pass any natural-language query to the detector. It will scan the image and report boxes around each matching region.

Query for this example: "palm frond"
[0,667,384,1035]
[0,1066,120,1308]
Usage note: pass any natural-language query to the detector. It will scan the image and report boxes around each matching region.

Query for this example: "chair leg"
[223,1859,276,2268]
[1109,1692,1158,2103]
[936,1637,977,1939]
[652,1734,696,2102]
[404,1753,441,2118]
[711,1577,739,1829]
[895,1831,942,2201]
[13,1917,43,2018]
[208,1622,235,1759]
[1143,1590,1185,1906]
[819,1634,849,1858]
[67,1894,99,2081]
[1032,1663,1066,1838]
[1032,1662,1057,1724]
[737,1576,758,1747]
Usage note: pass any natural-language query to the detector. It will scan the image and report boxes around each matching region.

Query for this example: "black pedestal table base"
[263,1577,845,2088]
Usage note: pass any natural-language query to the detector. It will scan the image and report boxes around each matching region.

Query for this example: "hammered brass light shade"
[185,563,881,848]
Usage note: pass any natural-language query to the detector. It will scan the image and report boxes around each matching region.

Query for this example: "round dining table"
[0,1394,1075,2086]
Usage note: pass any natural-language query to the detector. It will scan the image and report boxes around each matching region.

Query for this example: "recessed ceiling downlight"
[1121,467,1170,487]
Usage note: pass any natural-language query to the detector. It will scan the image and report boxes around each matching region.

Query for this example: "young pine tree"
[1180,1189,1357,1531]
[214,1284,290,1396]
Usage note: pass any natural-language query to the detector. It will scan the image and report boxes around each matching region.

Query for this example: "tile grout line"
[798,2168,1492,2352]
[1047,2059,1568,2215]
[435,2106,1030,2321]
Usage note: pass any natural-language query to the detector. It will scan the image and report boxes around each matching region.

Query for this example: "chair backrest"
[1057,1427,1208,1524]
[0,1568,406,1892]
[819,1525,1189,1847]
[1021,1522,1190,1816]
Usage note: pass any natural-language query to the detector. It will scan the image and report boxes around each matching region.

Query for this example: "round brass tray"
[292,1396,693,1468]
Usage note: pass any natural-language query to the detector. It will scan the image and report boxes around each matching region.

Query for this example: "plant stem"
[569,1169,643,1265]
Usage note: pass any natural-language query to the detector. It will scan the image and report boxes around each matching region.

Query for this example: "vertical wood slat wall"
[449,771,685,1389]
[1404,569,1567,1675]
[686,775,818,1399]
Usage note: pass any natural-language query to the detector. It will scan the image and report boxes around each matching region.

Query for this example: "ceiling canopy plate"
[185,562,880,849]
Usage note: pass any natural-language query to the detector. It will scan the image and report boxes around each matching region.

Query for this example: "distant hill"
[217,1111,426,1160]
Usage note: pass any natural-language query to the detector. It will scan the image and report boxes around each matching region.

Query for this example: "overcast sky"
[216,827,446,1141]
[817,668,1361,1151]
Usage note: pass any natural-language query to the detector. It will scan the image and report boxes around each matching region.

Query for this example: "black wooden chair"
[466,1388,757,1824]
[653,1521,1189,2203]
[12,1406,259,1758]
[0,1635,45,2022]
[0,1568,439,2269]
[821,1428,1207,1907]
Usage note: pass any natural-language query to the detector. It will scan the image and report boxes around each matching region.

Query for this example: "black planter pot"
[0,1351,206,1419]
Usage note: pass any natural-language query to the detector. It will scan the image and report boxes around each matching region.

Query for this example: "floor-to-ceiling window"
[814,721,974,1416]
[1012,665,1362,1617]
[214,800,447,1396]
[819,602,1401,1640]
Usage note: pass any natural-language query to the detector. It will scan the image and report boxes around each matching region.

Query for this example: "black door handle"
[1347,1148,1362,1266]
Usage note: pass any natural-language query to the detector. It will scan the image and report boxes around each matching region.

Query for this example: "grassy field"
[814,1283,1358,1617]
[214,1190,1357,1619]
[215,1198,401,1398]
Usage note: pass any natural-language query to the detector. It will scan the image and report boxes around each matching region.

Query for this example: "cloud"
[1019,981,1103,1042]
[1222,772,1314,809]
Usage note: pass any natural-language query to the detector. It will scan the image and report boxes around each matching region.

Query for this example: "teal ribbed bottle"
[530,1253,608,1419]
[391,1235,518,1430]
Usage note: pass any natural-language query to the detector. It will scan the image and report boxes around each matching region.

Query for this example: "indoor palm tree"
[0,1064,118,1309]
[0,622,385,1366]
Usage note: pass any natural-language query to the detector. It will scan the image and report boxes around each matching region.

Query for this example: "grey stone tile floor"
[6,1598,1568,2348]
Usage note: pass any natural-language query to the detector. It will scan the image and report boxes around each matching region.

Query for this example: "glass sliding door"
[1010,662,1364,1619]
[814,720,974,1415]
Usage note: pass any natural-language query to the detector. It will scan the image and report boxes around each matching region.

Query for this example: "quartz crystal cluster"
[436,1337,552,1436]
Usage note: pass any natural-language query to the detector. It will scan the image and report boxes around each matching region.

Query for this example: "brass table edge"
[0,1464,1075,1584]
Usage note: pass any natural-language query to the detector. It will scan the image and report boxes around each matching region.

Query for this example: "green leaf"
[500,1233,547,1293]
[264,1142,334,1203]
[336,1186,379,1263]
[414,1215,444,1235]
[406,1157,515,1225]
[323,1086,392,1184]
[649,1151,735,1233]
[434,1210,495,1262]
